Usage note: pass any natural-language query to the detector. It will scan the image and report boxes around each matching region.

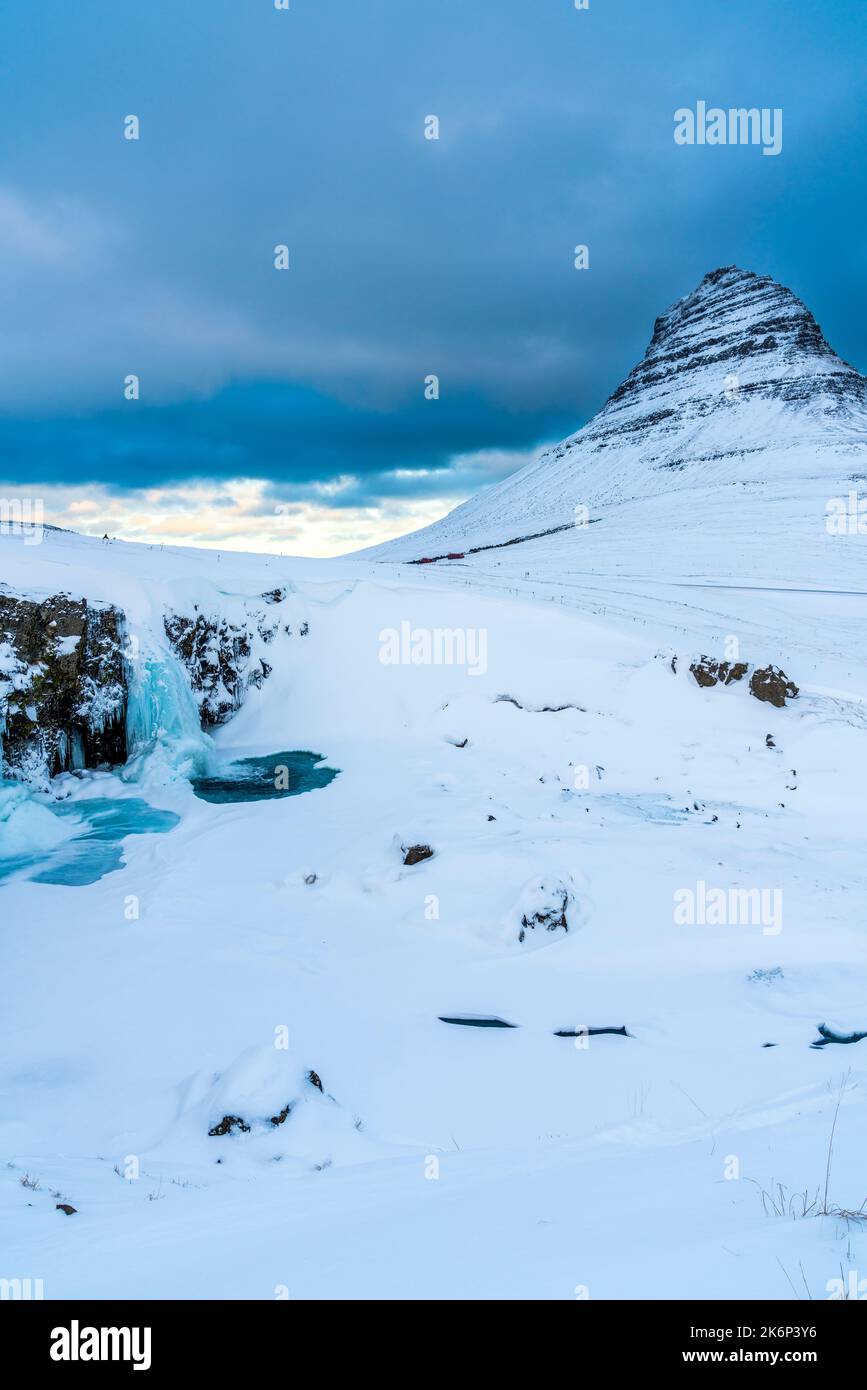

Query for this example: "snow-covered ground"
[2,520,867,1300]
[2,268,866,1300]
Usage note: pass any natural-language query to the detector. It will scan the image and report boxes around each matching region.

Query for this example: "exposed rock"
[689,656,748,689]
[0,591,127,782]
[748,967,783,985]
[0,588,288,782]
[270,1104,292,1126]
[306,1070,324,1092]
[55,1203,77,1215]
[164,608,276,726]
[691,658,719,689]
[495,694,586,713]
[688,658,797,707]
[519,886,570,944]
[593,267,866,449]
[553,1025,630,1039]
[750,665,798,707]
[403,843,434,866]
[438,1015,517,1028]
[810,1023,867,1050]
[208,1114,250,1137]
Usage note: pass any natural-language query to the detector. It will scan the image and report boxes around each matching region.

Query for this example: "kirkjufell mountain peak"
[370,267,867,577]
[613,265,862,412]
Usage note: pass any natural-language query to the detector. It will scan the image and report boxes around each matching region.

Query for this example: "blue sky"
[0,0,864,553]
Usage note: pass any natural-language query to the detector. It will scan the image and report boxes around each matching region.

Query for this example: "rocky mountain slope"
[367,267,867,577]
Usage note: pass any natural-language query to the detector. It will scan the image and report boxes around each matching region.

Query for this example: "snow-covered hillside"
[1,515,866,1300]
[2,268,866,1300]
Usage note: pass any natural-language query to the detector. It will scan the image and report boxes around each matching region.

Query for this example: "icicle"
[71,731,85,771]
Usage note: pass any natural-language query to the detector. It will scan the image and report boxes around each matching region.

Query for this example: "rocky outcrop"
[0,592,127,783]
[403,843,434,866]
[518,885,570,944]
[689,656,748,688]
[164,607,277,727]
[749,665,799,707]
[208,1114,250,1137]
[688,656,797,707]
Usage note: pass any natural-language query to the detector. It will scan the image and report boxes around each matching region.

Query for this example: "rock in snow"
[688,657,798,707]
[0,591,127,782]
[689,656,749,689]
[164,608,276,727]
[403,843,434,866]
[749,665,800,708]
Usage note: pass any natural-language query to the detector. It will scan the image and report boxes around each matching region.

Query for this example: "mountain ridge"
[367,267,867,564]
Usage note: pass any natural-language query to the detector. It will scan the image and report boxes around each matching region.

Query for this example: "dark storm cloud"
[0,0,863,499]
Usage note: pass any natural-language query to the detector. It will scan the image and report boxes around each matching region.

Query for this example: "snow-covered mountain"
[370,267,867,583]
